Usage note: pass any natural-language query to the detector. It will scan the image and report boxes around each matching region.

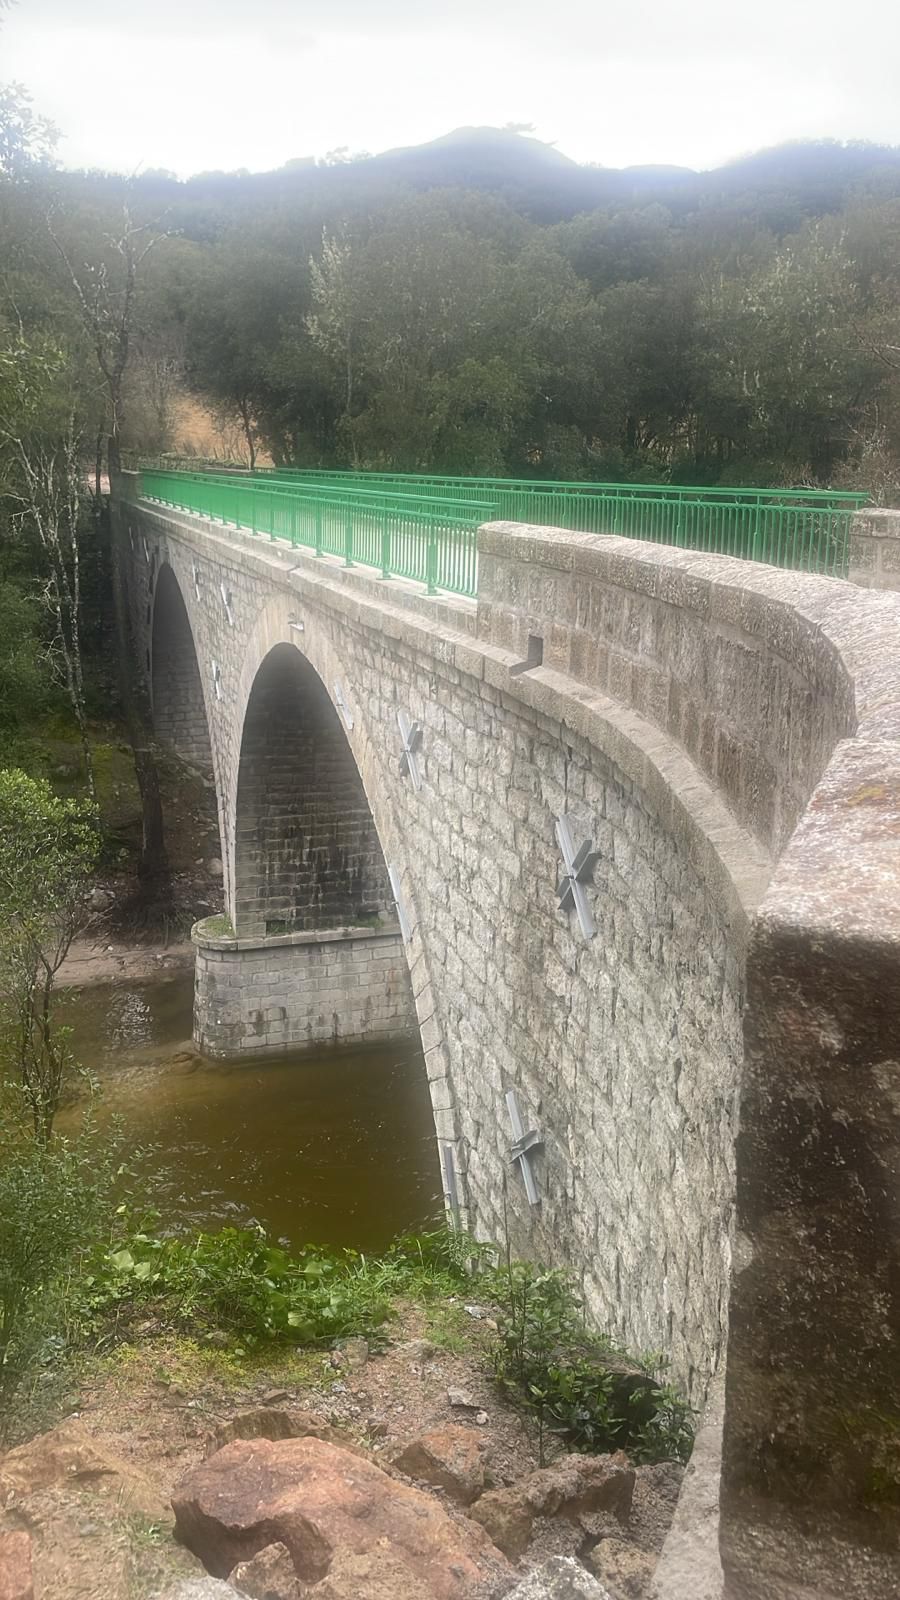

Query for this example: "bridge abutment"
[192,918,415,1056]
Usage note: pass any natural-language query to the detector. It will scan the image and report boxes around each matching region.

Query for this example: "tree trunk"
[238,397,257,470]
[107,441,172,908]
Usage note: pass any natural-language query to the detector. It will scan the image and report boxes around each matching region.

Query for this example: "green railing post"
[426,524,437,595]
[344,505,354,566]
[315,502,323,556]
[380,506,391,579]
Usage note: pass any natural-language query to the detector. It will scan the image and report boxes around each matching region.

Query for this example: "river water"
[59,975,443,1251]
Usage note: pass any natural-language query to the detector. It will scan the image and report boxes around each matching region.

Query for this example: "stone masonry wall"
[151,563,214,770]
[193,923,415,1055]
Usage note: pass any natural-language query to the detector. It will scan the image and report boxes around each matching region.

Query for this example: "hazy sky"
[3,0,899,177]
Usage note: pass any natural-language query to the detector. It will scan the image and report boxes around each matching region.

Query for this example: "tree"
[0,82,58,179]
[50,209,173,909]
[0,333,97,797]
[0,770,98,1143]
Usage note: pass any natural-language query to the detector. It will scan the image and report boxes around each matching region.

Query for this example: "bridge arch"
[150,562,214,774]
[233,641,395,939]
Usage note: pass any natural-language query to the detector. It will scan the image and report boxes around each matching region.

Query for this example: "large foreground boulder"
[172,1436,511,1599]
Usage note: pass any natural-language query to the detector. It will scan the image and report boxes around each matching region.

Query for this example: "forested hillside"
[3,104,900,495]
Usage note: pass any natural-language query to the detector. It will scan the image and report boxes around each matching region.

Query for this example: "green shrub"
[489,1261,694,1465]
[0,1121,119,1439]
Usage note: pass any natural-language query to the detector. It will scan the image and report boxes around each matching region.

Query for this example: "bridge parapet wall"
[477,522,900,855]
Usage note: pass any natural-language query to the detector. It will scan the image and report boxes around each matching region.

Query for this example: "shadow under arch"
[233,641,396,940]
[151,563,213,773]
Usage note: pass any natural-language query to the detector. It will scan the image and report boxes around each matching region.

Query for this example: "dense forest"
[2,94,900,494]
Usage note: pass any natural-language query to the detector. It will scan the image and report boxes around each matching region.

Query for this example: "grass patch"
[195,913,235,939]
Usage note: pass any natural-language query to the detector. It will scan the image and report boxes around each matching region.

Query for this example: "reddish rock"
[205,1408,340,1458]
[172,1435,510,1598]
[586,1536,657,1596]
[469,1489,534,1559]
[470,1453,634,1559]
[231,1539,302,1598]
[0,1532,33,1600]
[392,1425,487,1505]
[0,1419,169,1522]
[313,1546,433,1600]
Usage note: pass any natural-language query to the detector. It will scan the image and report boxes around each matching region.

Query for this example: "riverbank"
[57,935,196,988]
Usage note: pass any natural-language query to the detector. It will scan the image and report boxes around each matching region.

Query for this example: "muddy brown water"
[59,975,443,1251]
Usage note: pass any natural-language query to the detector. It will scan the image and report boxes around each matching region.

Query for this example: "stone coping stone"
[192,919,403,953]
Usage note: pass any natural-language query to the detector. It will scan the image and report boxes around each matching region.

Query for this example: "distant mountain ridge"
[170,125,900,227]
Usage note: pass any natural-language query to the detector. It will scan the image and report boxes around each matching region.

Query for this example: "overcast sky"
[3,0,899,177]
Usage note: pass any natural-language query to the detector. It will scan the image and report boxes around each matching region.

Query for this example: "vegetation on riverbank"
[0,1216,694,1467]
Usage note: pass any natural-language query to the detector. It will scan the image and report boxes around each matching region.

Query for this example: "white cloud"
[2,0,898,177]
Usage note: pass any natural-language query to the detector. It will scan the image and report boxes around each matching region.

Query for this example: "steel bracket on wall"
[506,1089,542,1207]
[555,813,600,940]
[397,709,424,791]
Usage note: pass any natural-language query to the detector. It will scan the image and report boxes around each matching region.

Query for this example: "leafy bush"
[489,1261,694,1465]
[75,1223,490,1353]
[77,1228,396,1349]
[0,769,98,1140]
[0,1121,119,1439]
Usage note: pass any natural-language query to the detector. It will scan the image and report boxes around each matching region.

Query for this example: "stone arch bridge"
[120,479,900,1600]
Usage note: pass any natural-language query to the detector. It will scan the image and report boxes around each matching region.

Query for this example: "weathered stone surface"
[468,1490,534,1560]
[393,1425,486,1504]
[151,1582,238,1600]
[0,1532,33,1600]
[0,1419,169,1522]
[310,1546,434,1600]
[650,1382,722,1600]
[470,1453,634,1558]
[503,1555,613,1599]
[587,1537,657,1597]
[172,1436,510,1597]
[230,1540,302,1599]
[205,1409,338,1458]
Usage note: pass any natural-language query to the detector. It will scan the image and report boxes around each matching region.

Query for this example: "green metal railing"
[138,465,868,587]
[251,469,866,577]
[140,470,486,596]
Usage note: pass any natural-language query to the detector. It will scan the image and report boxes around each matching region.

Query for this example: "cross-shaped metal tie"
[220,583,234,626]
[192,562,201,601]
[506,1090,542,1207]
[397,710,424,791]
[555,813,599,940]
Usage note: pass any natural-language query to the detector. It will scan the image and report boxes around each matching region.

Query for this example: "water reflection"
[59,975,443,1251]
